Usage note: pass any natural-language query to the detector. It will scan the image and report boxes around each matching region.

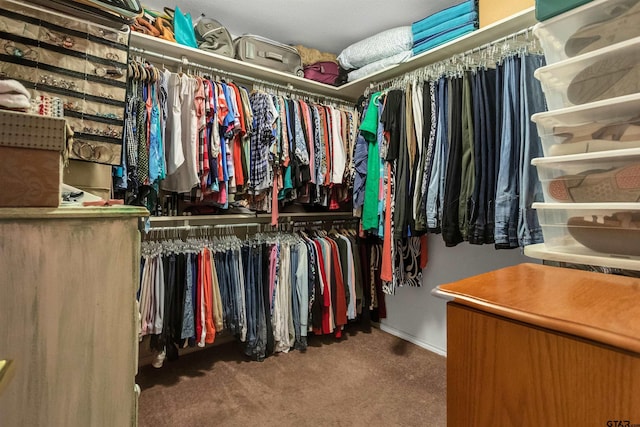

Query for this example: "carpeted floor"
[136,325,446,427]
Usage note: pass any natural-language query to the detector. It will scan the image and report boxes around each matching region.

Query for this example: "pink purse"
[303,61,340,85]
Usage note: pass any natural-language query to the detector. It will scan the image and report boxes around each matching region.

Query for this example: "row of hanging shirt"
[353,42,547,258]
[118,59,359,218]
[138,226,385,363]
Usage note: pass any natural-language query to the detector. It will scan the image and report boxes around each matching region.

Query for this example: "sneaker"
[565,0,640,57]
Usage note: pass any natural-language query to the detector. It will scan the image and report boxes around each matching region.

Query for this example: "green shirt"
[362,92,381,231]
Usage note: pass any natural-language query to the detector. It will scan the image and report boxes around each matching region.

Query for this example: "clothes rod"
[147,223,264,232]
[370,25,536,90]
[147,212,357,228]
[468,25,534,55]
[128,45,353,106]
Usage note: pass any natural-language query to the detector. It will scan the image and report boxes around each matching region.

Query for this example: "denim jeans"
[518,54,547,246]
[416,81,436,233]
[214,251,234,331]
[494,55,521,249]
[241,246,257,351]
[442,76,463,246]
[289,245,302,349]
[469,67,498,245]
[227,249,243,337]
[296,242,309,340]
[243,244,267,360]
[426,77,447,231]
[181,253,195,340]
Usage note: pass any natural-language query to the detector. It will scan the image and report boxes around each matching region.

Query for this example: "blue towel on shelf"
[413,11,478,45]
[411,0,477,34]
[412,23,478,55]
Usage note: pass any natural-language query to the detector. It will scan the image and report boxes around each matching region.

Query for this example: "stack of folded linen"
[0,79,31,112]
[412,0,479,55]
[337,26,413,82]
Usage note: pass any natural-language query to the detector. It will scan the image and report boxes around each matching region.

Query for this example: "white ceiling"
[141,0,460,54]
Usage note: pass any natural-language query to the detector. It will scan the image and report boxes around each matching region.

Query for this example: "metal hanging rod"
[148,211,356,227]
[128,45,353,106]
[370,25,537,91]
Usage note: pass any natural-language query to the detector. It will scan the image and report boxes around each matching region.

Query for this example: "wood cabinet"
[0,207,147,427]
[435,263,640,426]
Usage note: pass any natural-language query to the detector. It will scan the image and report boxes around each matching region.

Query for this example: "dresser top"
[435,263,640,354]
[0,207,149,220]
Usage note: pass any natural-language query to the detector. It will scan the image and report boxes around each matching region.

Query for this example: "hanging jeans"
[242,246,257,352]
[243,244,267,360]
[458,71,475,241]
[468,67,497,245]
[494,55,521,249]
[518,53,547,247]
[426,77,447,232]
[442,76,464,246]
[290,245,304,350]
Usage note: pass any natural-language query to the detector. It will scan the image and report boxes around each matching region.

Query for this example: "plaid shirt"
[249,92,275,190]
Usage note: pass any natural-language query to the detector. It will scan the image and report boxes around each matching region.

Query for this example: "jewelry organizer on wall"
[0,0,129,166]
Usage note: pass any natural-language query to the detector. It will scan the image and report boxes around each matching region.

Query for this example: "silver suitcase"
[234,35,304,77]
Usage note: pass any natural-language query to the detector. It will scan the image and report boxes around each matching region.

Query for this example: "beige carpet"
[136,325,446,427]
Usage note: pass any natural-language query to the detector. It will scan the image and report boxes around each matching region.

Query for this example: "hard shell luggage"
[234,35,304,77]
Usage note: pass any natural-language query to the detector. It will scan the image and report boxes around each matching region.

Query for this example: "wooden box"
[479,0,534,27]
[63,159,113,200]
[0,111,67,207]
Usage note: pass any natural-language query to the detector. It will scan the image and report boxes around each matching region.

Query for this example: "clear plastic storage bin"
[531,93,640,156]
[533,0,640,64]
[534,202,640,258]
[531,148,640,203]
[534,36,640,110]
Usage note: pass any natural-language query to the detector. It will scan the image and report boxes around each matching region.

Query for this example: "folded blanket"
[338,26,412,70]
[0,79,30,98]
[0,93,31,109]
[413,11,478,45]
[347,50,413,82]
[412,0,477,34]
[413,23,478,55]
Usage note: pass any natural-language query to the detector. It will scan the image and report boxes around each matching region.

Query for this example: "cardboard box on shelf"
[63,160,113,201]
[480,0,534,28]
[0,110,67,207]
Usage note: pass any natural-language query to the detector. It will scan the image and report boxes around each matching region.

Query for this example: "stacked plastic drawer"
[531,0,640,261]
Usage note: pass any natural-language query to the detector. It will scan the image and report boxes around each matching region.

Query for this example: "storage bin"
[0,110,67,207]
[531,148,640,203]
[533,0,640,64]
[534,202,640,258]
[535,0,592,22]
[534,36,640,110]
[63,159,113,200]
[531,93,640,156]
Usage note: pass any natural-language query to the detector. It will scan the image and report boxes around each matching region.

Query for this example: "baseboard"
[378,323,447,357]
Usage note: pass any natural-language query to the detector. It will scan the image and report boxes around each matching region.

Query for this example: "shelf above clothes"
[129,32,351,102]
[128,7,537,103]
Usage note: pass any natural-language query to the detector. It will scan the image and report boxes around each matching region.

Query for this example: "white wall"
[380,236,537,356]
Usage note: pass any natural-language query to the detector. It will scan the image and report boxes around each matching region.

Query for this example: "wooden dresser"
[435,263,640,426]
[0,207,147,426]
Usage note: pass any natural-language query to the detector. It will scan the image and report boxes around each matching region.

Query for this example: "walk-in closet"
[1,0,639,425]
